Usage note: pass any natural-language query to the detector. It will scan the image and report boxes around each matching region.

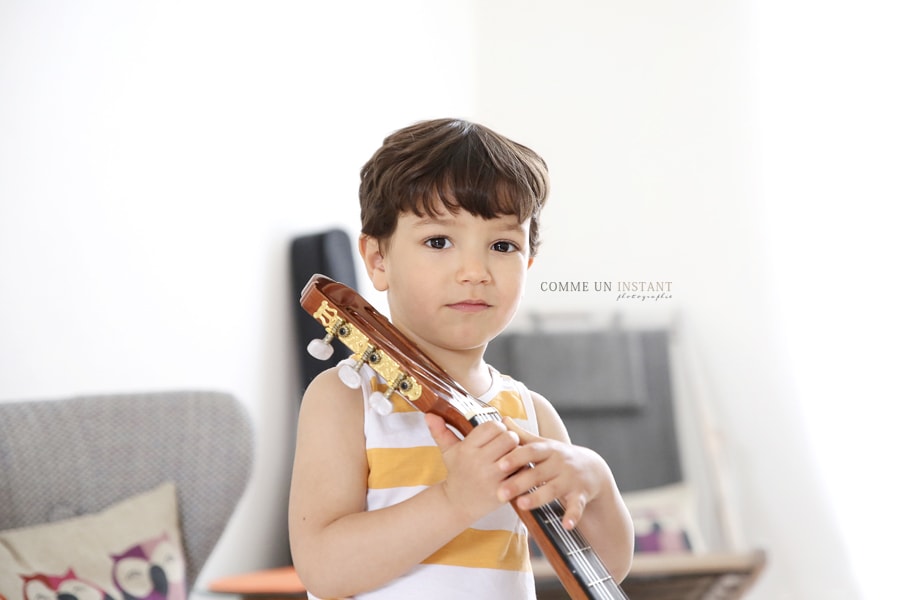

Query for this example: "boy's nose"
[457,251,491,284]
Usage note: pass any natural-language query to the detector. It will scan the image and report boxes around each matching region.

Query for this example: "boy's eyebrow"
[412,215,527,232]
[411,216,456,227]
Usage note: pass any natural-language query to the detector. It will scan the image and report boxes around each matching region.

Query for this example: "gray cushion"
[0,390,253,588]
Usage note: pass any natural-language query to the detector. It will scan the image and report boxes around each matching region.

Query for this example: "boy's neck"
[444,353,493,399]
[412,340,493,399]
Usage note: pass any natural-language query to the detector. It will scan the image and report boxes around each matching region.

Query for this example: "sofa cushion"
[623,483,705,554]
[0,482,186,600]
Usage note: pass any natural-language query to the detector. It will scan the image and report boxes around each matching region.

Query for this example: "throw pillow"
[623,483,705,553]
[0,482,186,600]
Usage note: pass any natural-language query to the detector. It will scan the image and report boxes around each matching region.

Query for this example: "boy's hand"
[497,417,607,530]
[425,413,520,525]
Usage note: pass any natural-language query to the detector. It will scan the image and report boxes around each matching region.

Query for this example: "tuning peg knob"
[338,361,363,388]
[369,372,411,416]
[307,336,334,361]
[308,320,352,361]
[369,391,393,416]
[338,345,378,389]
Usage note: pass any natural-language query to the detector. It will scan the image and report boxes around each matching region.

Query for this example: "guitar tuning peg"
[307,336,335,361]
[368,390,393,416]
[368,373,412,416]
[308,319,352,361]
[337,345,377,389]
[338,361,363,388]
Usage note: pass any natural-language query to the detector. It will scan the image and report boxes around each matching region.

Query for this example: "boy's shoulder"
[301,365,368,416]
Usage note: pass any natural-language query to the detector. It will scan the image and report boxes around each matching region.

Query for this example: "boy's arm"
[288,367,519,599]
[499,391,635,583]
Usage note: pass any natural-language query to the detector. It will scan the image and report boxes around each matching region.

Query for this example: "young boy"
[289,118,634,599]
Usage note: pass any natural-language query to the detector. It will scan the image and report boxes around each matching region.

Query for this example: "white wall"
[3,1,896,598]
[470,2,860,598]
[753,2,900,599]
[0,0,477,583]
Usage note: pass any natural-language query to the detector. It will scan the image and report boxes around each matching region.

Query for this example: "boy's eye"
[425,237,451,250]
[492,240,519,253]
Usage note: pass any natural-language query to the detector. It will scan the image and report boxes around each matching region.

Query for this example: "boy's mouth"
[446,300,491,313]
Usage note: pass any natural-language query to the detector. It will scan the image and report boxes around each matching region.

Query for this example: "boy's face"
[361,204,533,361]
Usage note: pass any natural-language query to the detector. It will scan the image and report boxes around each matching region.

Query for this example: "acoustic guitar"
[300,274,629,600]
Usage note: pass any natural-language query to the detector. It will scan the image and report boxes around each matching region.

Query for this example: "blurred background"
[1,1,898,598]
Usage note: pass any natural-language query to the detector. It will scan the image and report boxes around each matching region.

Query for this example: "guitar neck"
[516,501,626,600]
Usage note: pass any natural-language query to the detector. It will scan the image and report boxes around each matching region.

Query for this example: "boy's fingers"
[503,417,539,445]
[561,493,587,530]
[425,413,460,452]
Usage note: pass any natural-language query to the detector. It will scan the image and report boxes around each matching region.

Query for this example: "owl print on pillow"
[15,533,185,600]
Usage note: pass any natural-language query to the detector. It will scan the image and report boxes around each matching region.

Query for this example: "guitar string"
[537,502,620,600]
[536,501,619,599]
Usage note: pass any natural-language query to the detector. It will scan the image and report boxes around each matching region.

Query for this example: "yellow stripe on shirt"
[423,528,531,572]
[367,446,447,489]
[488,389,528,420]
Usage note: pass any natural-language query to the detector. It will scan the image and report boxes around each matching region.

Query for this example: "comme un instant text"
[538,281,672,293]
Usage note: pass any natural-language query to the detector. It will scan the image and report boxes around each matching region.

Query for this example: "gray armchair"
[0,390,254,591]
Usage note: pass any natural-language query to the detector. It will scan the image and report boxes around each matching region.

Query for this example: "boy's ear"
[359,234,388,291]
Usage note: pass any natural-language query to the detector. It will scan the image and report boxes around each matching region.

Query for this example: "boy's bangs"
[409,174,534,225]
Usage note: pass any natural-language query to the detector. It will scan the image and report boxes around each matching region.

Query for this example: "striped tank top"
[308,359,539,600]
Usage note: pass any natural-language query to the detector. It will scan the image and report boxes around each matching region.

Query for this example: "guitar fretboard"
[533,500,624,599]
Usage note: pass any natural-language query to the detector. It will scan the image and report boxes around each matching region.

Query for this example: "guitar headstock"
[300,274,498,434]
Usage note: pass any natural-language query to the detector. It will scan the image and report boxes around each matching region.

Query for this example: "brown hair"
[359,118,549,256]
